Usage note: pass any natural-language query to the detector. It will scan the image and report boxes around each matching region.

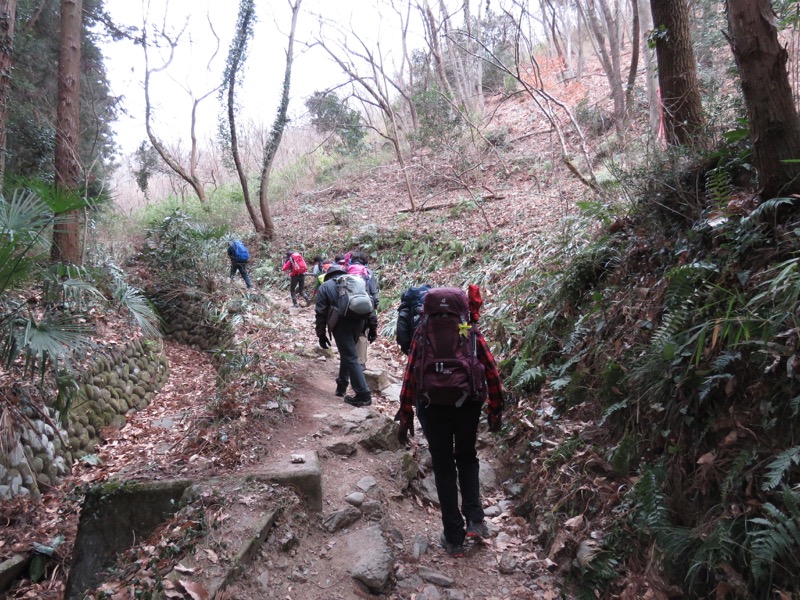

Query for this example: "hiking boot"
[335,382,348,397]
[344,394,372,407]
[439,532,465,558]
[466,520,490,541]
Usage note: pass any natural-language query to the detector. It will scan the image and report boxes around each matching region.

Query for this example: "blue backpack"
[229,240,249,262]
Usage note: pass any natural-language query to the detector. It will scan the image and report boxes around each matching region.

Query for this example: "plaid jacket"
[398,330,504,419]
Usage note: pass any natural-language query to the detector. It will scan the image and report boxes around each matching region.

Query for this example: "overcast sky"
[102,0,426,154]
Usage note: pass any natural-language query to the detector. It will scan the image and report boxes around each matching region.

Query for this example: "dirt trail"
[221,298,561,600]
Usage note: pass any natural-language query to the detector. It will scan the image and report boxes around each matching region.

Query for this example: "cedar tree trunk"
[649,0,704,145]
[727,0,800,198]
[50,0,83,264]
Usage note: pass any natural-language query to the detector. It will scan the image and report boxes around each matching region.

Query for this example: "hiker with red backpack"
[282,251,310,307]
[395,286,503,558]
[315,264,378,407]
[227,239,253,289]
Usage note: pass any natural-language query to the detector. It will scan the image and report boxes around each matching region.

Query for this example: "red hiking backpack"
[415,287,486,406]
[289,252,308,276]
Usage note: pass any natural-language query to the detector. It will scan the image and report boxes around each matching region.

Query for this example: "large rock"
[321,506,361,533]
[343,526,394,593]
[358,417,401,452]
[363,369,389,392]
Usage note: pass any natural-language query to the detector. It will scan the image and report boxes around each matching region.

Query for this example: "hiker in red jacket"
[396,286,504,558]
[282,251,310,307]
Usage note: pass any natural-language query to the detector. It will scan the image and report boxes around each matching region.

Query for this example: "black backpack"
[396,284,430,355]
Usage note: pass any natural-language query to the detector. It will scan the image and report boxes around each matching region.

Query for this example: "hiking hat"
[323,264,347,281]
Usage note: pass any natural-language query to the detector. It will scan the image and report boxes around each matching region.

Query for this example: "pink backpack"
[415,287,486,406]
[346,262,370,279]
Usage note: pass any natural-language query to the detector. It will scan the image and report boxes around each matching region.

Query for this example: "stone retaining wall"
[154,292,233,351]
[0,338,169,500]
[68,338,169,458]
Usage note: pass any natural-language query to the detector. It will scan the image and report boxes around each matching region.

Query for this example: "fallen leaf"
[563,515,583,530]
[697,452,715,465]
[722,431,738,446]
[204,549,219,564]
[178,579,209,600]
[174,563,195,574]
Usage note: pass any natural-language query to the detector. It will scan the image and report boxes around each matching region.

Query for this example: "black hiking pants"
[230,261,253,288]
[290,274,309,306]
[417,400,484,545]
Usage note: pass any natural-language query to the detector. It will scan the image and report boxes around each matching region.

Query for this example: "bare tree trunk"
[542,0,567,75]
[317,26,417,209]
[438,0,471,109]
[50,0,82,264]
[649,0,704,145]
[258,0,302,240]
[639,0,659,135]
[420,0,456,100]
[624,0,640,119]
[0,0,16,192]
[224,0,265,233]
[392,0,418,130]
[727,0,800,197]
[140,11,223,206]
[578,0,625,137]
[576,10,585,78]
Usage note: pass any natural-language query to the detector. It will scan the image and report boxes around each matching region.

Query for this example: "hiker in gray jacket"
[315,265,377,407]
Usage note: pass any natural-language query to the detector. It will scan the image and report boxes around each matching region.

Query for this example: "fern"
[632,464,672,532]
[510,363,545,392]
[663,262,718,310]
[762,446,800,491]
[599,400,629,425]
[685,518,744,593]
[721,449,756,501]
[705,166,734,205]
[747,488,800,589]
[564,314,591,354]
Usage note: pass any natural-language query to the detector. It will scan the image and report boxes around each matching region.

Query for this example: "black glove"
[488,411,502,433]
[318,336,330,349]
[394,408,415,444]
[368,328,377,343]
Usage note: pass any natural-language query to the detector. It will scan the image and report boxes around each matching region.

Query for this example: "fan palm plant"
[0,189,98,379]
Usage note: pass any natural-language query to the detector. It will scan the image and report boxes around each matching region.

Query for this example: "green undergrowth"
[500,146,800,597]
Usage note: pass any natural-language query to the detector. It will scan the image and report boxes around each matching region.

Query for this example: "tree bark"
[727,0,800,198]
[625,0,640,119]
[0,0,16,192]
[648,0,704,145]
[258,0,302,240]
[225,0,265,233]
[639,0,660,135]
[141,19,217,206]
[50,0,82,264]
[420,0,456,101]
[577,0,625,137]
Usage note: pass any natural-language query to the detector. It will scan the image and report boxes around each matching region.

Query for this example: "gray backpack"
[336,274,373,318]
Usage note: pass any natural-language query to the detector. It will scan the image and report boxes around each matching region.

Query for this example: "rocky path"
[221,301,563,600]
